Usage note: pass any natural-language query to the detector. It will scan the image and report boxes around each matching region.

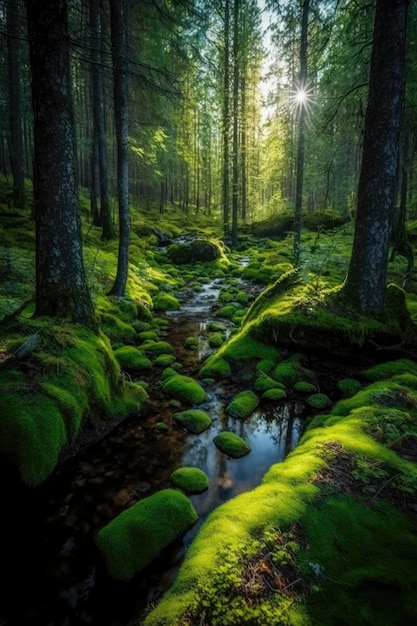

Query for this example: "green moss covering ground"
[144,359,417,626]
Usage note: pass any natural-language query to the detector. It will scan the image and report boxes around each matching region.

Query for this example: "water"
[0,275,305,626]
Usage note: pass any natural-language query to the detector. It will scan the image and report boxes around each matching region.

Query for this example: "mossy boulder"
[294,380,317,394]
[154,354,176,367]
[153,293,180,312]
[0,325,147,486]
[307,393,332,409]
[170,467,209,494]
[113,346,152,372]
[95,489,197,580]
[262,388,287,401]
[142,340,174,356]
[173,409,212,433]
[162,374,207,405]
[254,375,286,393]
[198,356,232,380]
[225,390,260,419]
[184,336,198,349]
[208,332,224,348]
[337,378,362,398]
[213,431,251,458]
[167,238,223,264]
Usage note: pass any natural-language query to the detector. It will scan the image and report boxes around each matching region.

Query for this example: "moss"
[170,467,209,494]
[207,321,227,332]
[98,312,137,342]
[262,388,287,401]
[138,330,159,342]
[173,409,212,434]
[337,378,362,398]
[154,354,176,367]
[306,393,332,410]
[208,332,224,348]
[273,360,304,386]
[162,374,207,405]
[362,358,417,382]
[294,381,317,394]
[113,346,152,371]
[225,390,260,419]
[95,489,197,581]
[155,422,169,431]
[161,367,178,381]
[213,431,251,458]
[198,355,232,380]
[141,340,174,356]
[331,380,417,417]
[153,292,180,312]
[254,375,286,393]
[184,336,198,349]
[216,304,237,320]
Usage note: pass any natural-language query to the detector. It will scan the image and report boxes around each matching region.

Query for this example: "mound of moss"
[162,374,207,405]
[0,324,147,486]
[170,467,209,494]
[225,390,260,419]
[113,345,152,371]
[95,489,197,581]
[213,431,251,458]
[262,388,287,401]
[153,293,180,312]
[167,238,223,264]
[173,409,212,434]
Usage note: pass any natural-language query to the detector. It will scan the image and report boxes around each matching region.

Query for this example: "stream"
[0,271,305,626]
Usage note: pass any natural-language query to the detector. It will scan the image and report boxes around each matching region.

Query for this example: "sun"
[289,82,314,113]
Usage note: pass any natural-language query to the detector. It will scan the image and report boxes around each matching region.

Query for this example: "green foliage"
[95,489,198,581]
[173,409,212,433]
[170,467,209,494]
[225,390,260,419]
[336,378,362,398]
[213,432,251,458]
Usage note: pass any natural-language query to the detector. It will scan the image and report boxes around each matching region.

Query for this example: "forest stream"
[1,270,307,626]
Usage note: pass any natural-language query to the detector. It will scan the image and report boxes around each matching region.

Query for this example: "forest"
[0,0,417,624]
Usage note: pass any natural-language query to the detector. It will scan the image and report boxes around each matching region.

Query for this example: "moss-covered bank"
[143,358,417,625]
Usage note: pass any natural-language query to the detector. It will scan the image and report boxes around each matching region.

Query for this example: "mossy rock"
[154,422,169,432]
[162,374,207,405]
[254,375,286,393]
[294,380,317,394]
[273,360,314,387]
[184,336,198,349]
[216,305,237,320]
[167,238,223,264]
[142,340,174,356]
[161,367,177,381]
[99,312,137,342]
[95,489,197,581]
[208,332,224,348]
[337,378,362,398]
[306,392,332,409]
[262,388,287,401]
[198,356,232,380]
[154,354,176,368]
[137,330,159,342]
[113,346,152,372]
[173,409,212,434]
[170,467,209,494]
[153,293,180,312]
[362,358,417,382]
[207,321,227,332]
[225,390,260,419]
[213,431,251,458]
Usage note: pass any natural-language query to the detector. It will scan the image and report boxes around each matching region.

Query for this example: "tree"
[343,0,409,314]
[108,0,130,297]
[7,0,25,207]
[26,0,96,328]
[89,0,115,239]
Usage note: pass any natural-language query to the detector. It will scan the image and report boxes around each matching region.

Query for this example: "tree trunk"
[222,0,231,238]
[7,0,25,208]
[343,0,408,314]
[231,0,239,247]
[26,0,96,329]
[89,0,115,240]
[293,0,309,266]
[108,0,130,298]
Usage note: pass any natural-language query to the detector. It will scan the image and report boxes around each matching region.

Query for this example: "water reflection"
[180,401,303,545]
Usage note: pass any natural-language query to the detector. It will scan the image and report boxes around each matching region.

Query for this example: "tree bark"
[26,0,96,328]
[343,0,409,314]
[108,0,130,297]
[7,0,25,208]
